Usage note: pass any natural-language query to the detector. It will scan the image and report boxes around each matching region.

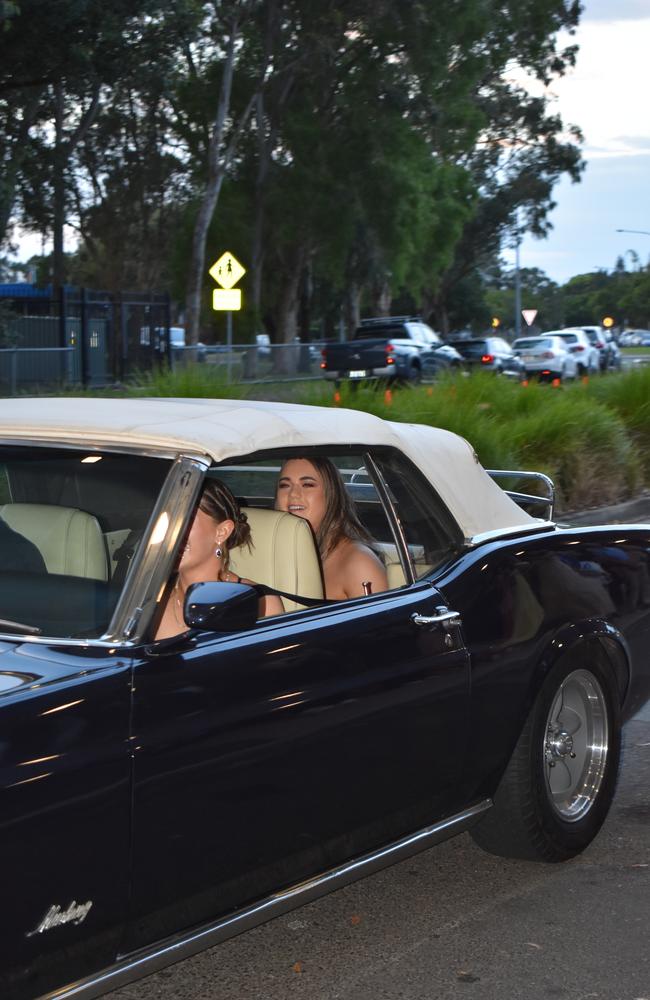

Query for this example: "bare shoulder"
[241,576,284,617]
[340,541,385,574]
[330,539,389,598]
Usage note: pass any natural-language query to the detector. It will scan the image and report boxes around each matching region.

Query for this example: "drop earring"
[215,545,223,558]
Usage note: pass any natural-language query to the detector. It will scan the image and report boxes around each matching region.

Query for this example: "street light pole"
[514,234,522,340]
[615,229,650,236]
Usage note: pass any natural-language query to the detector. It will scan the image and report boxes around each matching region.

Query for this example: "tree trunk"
[369,273,391,316]
[343,282,362,338]
[184,16,260,347]
[52,83,66,290]
[184,175,226,349]
[274,244,310,372]
[251,91,267,317]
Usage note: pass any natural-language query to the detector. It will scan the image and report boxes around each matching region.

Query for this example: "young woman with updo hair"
[155,479,283,640]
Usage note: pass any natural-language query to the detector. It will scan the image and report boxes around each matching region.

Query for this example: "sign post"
[209,251,246,382]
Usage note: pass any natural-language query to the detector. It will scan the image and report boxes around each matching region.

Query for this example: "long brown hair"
[199,478,252,575]
[280,456,377,560]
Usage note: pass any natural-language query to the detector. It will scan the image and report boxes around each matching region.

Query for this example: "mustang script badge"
[26,900,93,937]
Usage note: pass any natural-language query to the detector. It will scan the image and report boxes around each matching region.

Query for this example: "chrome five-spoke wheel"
[543,668,609,822]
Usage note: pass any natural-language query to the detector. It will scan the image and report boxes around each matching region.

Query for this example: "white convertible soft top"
[0,396,540,541]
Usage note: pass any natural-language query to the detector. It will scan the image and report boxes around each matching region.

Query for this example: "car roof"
[0,397,539,541]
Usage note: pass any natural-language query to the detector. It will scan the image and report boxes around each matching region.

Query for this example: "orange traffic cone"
[384,388,392,406]
[551,378,561,388]
[581,375,589,385]
[333,390,341,405]
[426,386,433,396]
[521,379,529,387]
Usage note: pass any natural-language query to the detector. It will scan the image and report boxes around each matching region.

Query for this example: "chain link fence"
[169,340,328,382]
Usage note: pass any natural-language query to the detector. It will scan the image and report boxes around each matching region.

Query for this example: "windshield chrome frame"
[0,443,210,648]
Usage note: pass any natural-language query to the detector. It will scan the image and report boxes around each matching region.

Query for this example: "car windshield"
[0,447,171,640]
[456,341,488,356]
[514,338,552,350]
[354,324,404,340]
[557,334,578,344]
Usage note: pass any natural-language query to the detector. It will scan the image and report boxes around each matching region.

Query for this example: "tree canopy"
[1,0,591,341]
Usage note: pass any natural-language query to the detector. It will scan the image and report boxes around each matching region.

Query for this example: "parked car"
[512,334,579,381]
[255,332,271,357]
[619,329,650,347]
[602,329,622,369]
[454,336,525,378]
[547,329,600,375]
[574,326,616,371]
[0,395,649,1000]
[155,326,207,361]
[321,316,464,384]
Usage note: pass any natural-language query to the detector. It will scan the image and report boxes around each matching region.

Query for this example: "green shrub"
[116,365,649,511]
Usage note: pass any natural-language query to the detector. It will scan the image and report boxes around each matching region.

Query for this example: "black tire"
[408,362,422,384]
[470,653,621,862]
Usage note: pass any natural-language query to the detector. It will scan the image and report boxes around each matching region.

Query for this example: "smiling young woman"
[155,479,283,639]
[275,457,388,601]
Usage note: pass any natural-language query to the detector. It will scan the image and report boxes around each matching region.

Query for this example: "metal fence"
[0,286,170,394]
[169,341,327,382]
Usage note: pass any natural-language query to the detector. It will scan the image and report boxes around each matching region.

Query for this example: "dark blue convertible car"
[0,397,648,999]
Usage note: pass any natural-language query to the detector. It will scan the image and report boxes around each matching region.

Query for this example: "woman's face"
[276,459,327,533]
[179,508,232,574]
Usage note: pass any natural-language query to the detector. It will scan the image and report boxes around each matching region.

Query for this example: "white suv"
[549,329,600,375]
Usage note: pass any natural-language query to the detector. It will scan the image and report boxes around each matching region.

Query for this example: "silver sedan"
[512,334,579,381]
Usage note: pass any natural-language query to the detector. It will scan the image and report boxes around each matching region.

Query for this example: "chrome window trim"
[38,799,492,1000]
[363,450,416,585]
[467,521,556,546]
[104,455,209,644]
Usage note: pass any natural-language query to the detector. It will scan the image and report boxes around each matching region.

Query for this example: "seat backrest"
[0,502,108,581]
[229,507,323,613]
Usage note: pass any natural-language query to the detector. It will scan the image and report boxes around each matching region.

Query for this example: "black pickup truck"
[320,317,463,384]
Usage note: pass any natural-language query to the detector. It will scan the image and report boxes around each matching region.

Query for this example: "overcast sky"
[504,0,650,283]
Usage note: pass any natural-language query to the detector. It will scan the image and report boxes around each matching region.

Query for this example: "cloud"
[612,135,650,151]
[582,0,650,22]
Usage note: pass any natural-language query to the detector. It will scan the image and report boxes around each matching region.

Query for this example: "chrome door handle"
[411,606,462,629]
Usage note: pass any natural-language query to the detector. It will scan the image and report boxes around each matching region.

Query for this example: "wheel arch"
[531,620,630,713]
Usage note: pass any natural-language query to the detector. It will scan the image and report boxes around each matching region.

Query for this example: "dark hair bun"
[232,510,251,550]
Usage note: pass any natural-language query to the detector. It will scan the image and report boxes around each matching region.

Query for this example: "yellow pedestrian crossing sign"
[209,252,246,290]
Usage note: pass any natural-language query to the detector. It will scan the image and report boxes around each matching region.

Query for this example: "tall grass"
[126,363,251,399]
[583,366,650,474]
[289,372,644,510]
[119,366,649,513]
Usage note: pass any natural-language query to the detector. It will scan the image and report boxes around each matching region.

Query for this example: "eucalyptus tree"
[429,0,585,331]
[0,0,174,287]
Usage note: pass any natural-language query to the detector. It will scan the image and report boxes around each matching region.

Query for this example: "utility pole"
[514,234,522,341]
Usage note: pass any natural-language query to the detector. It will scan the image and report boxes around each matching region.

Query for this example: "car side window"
[370,448,461,580]
[0,447,171,639]
[215,448,461,600]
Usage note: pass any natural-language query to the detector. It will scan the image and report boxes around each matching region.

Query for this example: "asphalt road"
[113,501,650,1000]
[113,704,650,1000]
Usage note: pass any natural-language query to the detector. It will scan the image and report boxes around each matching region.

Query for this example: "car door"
[125,582,469,952]
[124,448,470,952]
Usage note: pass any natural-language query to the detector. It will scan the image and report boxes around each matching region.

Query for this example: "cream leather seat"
[229,507,324,613]
[0,503,108,581]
